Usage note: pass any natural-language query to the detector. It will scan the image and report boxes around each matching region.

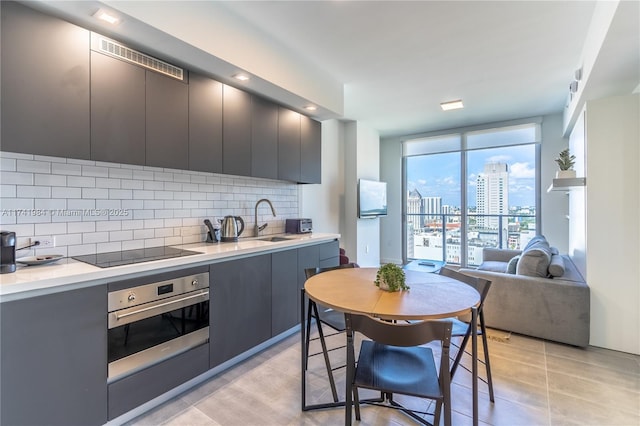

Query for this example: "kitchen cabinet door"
[251,96,279,179]
[209,254,272,367]
[278,107,302,182]
[300,115,322,184]
[1,1,90,159]
[146,71,189,169]
[91,51,146,165]
[272,249,299,335]
[222,85,252,177]
[0,285,108,426]
[189,73,223,173]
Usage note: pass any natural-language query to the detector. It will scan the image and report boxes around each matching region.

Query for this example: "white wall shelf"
[546,177,586,192]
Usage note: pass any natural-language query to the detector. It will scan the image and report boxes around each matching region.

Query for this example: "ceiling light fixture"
[232,73,250,82]
[304,105,317,111]
[93,9,120,25]
[440,99,464,111]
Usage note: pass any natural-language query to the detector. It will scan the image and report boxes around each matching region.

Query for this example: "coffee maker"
[1,231,17,274]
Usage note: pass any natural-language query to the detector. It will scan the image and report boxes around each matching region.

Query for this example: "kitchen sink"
[257,236,291,242]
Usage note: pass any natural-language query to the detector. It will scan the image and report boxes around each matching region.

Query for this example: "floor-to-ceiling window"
[403,119,540,267]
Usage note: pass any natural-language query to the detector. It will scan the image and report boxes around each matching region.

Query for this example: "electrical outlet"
[34,237,55,248]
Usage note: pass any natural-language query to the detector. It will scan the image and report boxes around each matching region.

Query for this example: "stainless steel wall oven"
[107,271,209,382]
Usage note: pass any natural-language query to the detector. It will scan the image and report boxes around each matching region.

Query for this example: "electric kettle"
[220,216,245,242]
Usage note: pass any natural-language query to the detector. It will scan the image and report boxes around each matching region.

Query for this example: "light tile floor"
[128,328,640,426]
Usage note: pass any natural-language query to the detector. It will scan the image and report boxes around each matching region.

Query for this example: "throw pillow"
[516,239,552,277]
[548,254,565,277]
[523,235,548,251]
[477,261,508,273]
[506,255,520,274]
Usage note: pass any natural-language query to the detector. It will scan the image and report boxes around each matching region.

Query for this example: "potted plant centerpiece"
[555,148,576,179]
[374,263,409,292]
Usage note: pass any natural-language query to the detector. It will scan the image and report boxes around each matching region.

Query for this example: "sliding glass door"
[403,120,540,267]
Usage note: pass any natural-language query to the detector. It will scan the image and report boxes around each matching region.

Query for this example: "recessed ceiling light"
[232,73,250,82]
[93,9,120,25]
[304,105,317,111]
[440,99,464,111]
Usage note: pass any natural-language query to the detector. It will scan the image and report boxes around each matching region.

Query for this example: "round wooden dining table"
[303,267,482,426]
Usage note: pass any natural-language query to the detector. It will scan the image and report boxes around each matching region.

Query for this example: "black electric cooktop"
[72,246,201,268]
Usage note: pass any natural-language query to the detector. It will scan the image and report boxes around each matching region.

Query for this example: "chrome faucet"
[254,198,277,236]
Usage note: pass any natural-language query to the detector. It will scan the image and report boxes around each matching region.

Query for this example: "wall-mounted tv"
[358,179,388,218]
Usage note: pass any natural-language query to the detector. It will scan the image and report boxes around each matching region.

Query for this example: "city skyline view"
[405,144,536,208]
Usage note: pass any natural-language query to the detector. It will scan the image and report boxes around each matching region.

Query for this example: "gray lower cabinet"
[90,51,146,165]
[0,285,108,426]
[222,85,252,177]
[189,73,223,173]
[209,254,272,367]
[319,239,340,267]
[272,249,299,335]
[1,1,90,159]
[146,71,189,169]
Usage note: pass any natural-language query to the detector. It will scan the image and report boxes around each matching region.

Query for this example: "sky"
[406,144,536,207]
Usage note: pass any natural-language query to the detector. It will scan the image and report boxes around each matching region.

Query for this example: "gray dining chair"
[303,263,359,403]
[345,313,453,426]
[439,266,495,402]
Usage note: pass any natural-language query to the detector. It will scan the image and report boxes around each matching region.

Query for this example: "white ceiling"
[28,1,639,138]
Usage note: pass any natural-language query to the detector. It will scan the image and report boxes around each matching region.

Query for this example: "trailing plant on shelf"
[374,263,409,292]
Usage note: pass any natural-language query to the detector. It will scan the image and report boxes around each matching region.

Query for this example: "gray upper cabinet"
[90,51,146,165]
[146,71,189,170]
[189,73,223,173]
[300,115,322,184]
[1,1,90,159]
[278,107,302,182]
[251,96,279,179]
[223,85,252,177]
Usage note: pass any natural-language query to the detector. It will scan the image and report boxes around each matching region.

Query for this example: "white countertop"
[0,233,340,301]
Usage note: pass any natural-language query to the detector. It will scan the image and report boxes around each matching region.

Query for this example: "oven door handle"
[114,290,208,322]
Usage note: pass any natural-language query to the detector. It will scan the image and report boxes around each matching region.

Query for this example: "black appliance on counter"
[1,231,17,274]
[285,218,312,234]
[72,246,201,268]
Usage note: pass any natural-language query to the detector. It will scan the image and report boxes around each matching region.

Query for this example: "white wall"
[299,119,344,236]
[343,121,381,267]
[380,135,403,264]
[580,94,639,354]
[541,114,570,253]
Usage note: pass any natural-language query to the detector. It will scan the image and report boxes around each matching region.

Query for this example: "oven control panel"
[108,272,209,312]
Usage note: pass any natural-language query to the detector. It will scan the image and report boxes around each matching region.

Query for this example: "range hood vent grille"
[98,37,184,81]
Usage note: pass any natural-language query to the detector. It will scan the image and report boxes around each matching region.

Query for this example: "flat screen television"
[358,179,388,218]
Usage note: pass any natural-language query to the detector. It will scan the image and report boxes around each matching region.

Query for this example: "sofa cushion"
[506,255,520,274]
[548,254,565,277]
[516,239,552,277]
[477,261,508,273]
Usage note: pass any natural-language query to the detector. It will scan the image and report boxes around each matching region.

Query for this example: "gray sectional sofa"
[459,236,590,347]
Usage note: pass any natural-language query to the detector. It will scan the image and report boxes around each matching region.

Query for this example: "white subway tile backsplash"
[1,151,299,256]
[2,171,34,185]
[52,187,82,199]
[35,173,66,186]
[35,222,67,235]
[68,176,96,187]
[17,159,51,174]
[83,232,109,244]
[82,165,110,178]
[52,163,82,176]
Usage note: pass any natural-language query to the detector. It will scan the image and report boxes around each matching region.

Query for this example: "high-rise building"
[476,162,509,230]
[407,189,423,230]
